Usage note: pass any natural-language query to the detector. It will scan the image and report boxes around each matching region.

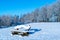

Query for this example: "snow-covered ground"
[0,22,60,40]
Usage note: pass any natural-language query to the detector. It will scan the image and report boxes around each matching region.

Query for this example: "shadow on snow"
[29,29,41,34]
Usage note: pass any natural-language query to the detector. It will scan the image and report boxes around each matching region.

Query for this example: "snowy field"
[0,22,60,40]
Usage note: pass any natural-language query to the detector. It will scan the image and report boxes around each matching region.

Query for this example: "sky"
[0,0,56,16]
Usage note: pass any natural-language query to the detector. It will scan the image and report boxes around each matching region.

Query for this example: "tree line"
[0,0,60,27]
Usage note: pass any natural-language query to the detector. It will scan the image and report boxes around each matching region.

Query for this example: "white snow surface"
[0,22,60,40]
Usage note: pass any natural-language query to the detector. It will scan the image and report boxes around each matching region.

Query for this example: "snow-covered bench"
[11,25,31,35]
